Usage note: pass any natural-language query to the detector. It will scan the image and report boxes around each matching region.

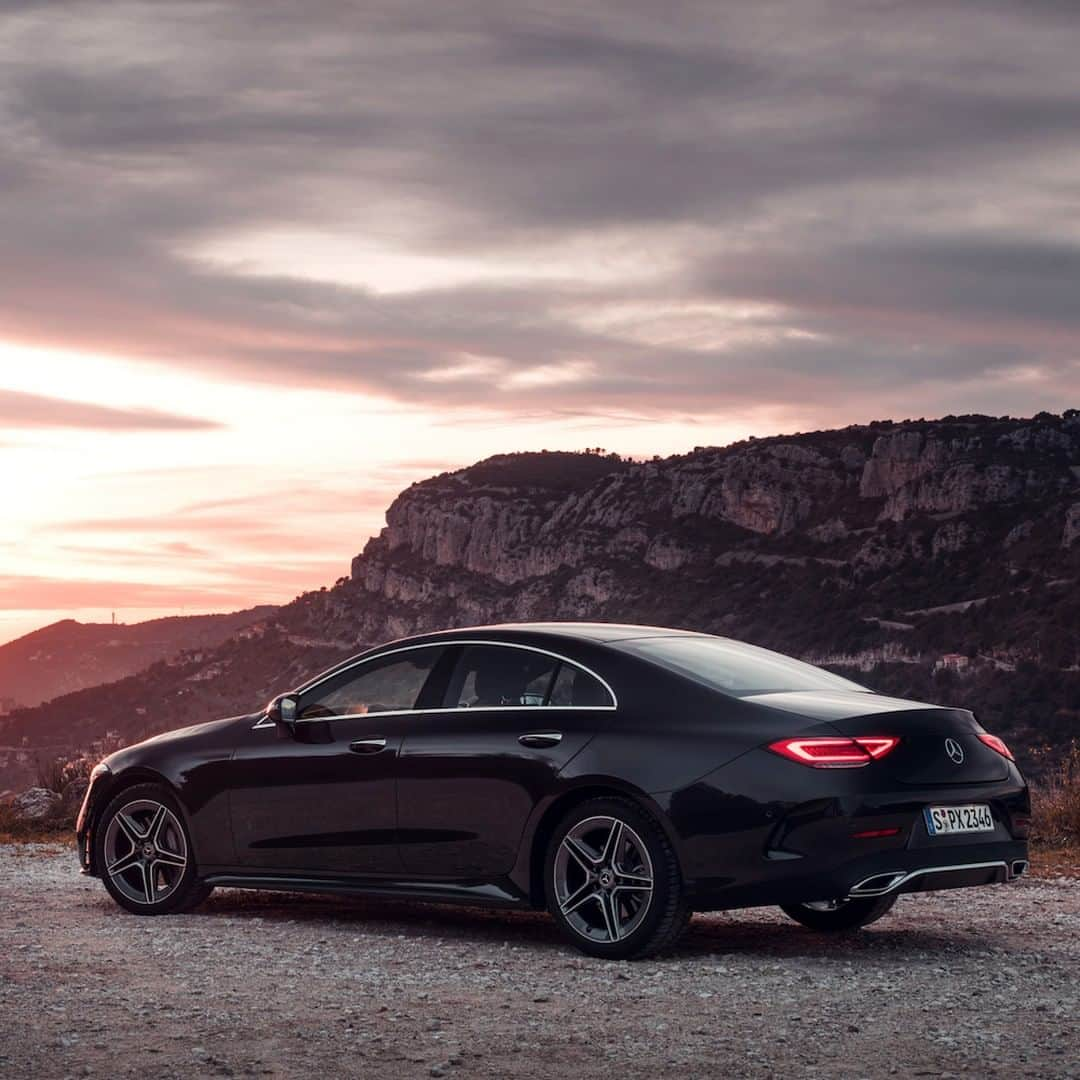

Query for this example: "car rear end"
[738,697,1029,908]
[606,633,1029,912]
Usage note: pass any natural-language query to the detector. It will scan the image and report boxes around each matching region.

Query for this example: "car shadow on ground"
[110,887,981,963]
[678,916,974,961]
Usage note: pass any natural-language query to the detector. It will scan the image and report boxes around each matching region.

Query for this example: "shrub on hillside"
[35,754,91,795]
[1031,741,1080,848]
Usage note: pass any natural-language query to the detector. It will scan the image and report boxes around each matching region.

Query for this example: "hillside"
[1,419,1078,786]
[0,607,278,710]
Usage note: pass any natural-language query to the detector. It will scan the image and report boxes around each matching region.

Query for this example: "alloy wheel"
[552,815,654,943]
[102,798,188,906]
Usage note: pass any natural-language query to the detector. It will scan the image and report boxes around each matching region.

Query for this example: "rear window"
[615,635,866,698]
[443,645,614,709]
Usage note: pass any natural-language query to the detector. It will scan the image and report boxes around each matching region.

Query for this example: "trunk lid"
[745,689,1009,785]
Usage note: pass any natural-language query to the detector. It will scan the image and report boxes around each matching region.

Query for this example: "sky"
[1,0,1078,645]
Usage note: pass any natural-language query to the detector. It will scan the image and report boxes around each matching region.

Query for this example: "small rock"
[11,787,62,821]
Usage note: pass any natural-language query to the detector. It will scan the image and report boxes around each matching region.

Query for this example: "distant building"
[935,653,971,672]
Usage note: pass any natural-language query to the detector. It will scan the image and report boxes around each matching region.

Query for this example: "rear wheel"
[545,797,690,960]
[780,893,897,931]
[94,782,213,915]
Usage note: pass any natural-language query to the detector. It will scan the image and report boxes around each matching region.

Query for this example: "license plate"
[924,804,994,836]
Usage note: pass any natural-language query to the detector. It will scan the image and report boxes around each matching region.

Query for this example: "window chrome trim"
[251,639,618,730]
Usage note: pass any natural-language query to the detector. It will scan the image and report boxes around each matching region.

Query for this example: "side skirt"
[200,872,532,910]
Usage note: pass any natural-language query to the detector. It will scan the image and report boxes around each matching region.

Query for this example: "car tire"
[545,796,690,960]
[94,782,213,916]
[780,893,898,931]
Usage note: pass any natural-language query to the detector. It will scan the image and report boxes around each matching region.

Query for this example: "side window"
[445,645,559,708]
[299,648,443,719]
[549,663,615,707]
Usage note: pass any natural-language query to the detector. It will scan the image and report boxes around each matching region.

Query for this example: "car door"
[229,645,449,876]
[396,642,611,879]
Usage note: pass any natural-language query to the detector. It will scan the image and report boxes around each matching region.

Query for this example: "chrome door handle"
[518,732,563,749]
[349,737,387,754]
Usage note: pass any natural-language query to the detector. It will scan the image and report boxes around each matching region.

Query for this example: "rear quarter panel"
[540,657,846,889]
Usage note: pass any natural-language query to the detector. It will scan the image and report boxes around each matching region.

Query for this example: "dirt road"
[1,844,1077,1079]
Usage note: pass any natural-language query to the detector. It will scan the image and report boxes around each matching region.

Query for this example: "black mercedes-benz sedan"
[76,623,1030,959]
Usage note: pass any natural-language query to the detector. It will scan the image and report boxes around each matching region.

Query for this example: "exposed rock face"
[357,441,852,593]
[352,417,1079,616]
[11,787,61,820]
[860,431,947,500]
[859,426,1075,523]
[807,519,849,543]
[932,520,981,557]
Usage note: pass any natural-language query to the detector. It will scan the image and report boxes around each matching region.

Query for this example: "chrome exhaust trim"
[848,860,1013,899]
[847,871,907,897]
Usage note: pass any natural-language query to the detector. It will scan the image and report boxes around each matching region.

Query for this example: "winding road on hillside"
[1,845,1078,1079]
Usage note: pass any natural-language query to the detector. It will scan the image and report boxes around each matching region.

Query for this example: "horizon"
[3,2,1079,647]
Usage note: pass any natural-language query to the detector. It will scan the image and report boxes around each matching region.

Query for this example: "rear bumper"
[687,836,1029,910]
[676,765,1030,911]
[847,854,1028,898]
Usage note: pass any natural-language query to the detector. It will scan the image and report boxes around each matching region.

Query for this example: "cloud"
[0,388,220,430]
[41,485,391,601]
[0,0,1078,423]
[696,237,1080,340]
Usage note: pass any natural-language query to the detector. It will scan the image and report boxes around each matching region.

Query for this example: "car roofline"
[290,622,710,694]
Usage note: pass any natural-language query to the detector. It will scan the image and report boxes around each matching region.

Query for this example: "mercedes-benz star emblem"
[945,738,965,765]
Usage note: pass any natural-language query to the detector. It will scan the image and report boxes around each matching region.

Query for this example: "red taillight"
[767,736,900,768]
[851,827,902,839]
[977,733,1015,761]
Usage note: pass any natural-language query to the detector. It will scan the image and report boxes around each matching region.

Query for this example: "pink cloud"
[0,388,220,430]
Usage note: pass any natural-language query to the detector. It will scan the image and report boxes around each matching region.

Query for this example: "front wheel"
[545,797,690,960]
[94,782,213,915]
[780,893,897,931]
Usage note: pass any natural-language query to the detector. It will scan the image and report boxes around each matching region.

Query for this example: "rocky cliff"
[2,412,1078,784]
[344,415,1079,645]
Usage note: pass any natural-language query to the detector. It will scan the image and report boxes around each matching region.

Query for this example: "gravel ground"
[1,844,1078,1080]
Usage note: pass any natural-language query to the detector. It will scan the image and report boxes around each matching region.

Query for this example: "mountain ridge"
[1,412,1077,787]
[0,607,278,710]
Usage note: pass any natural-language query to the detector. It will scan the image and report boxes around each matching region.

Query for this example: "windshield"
[616,635,867,698]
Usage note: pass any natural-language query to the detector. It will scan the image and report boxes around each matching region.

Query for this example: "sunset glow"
[1,0,1078,645]
[0,344,773,644]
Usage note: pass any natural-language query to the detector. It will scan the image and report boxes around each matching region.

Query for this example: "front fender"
[78,716,247,873]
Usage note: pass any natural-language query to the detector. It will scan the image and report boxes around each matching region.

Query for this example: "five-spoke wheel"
[103,798,189,906]
[553,816,655,944]
[95,783,212,915]
[546,797,690,959]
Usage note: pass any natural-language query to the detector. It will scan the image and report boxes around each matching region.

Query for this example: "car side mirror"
[265,693,299,737]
